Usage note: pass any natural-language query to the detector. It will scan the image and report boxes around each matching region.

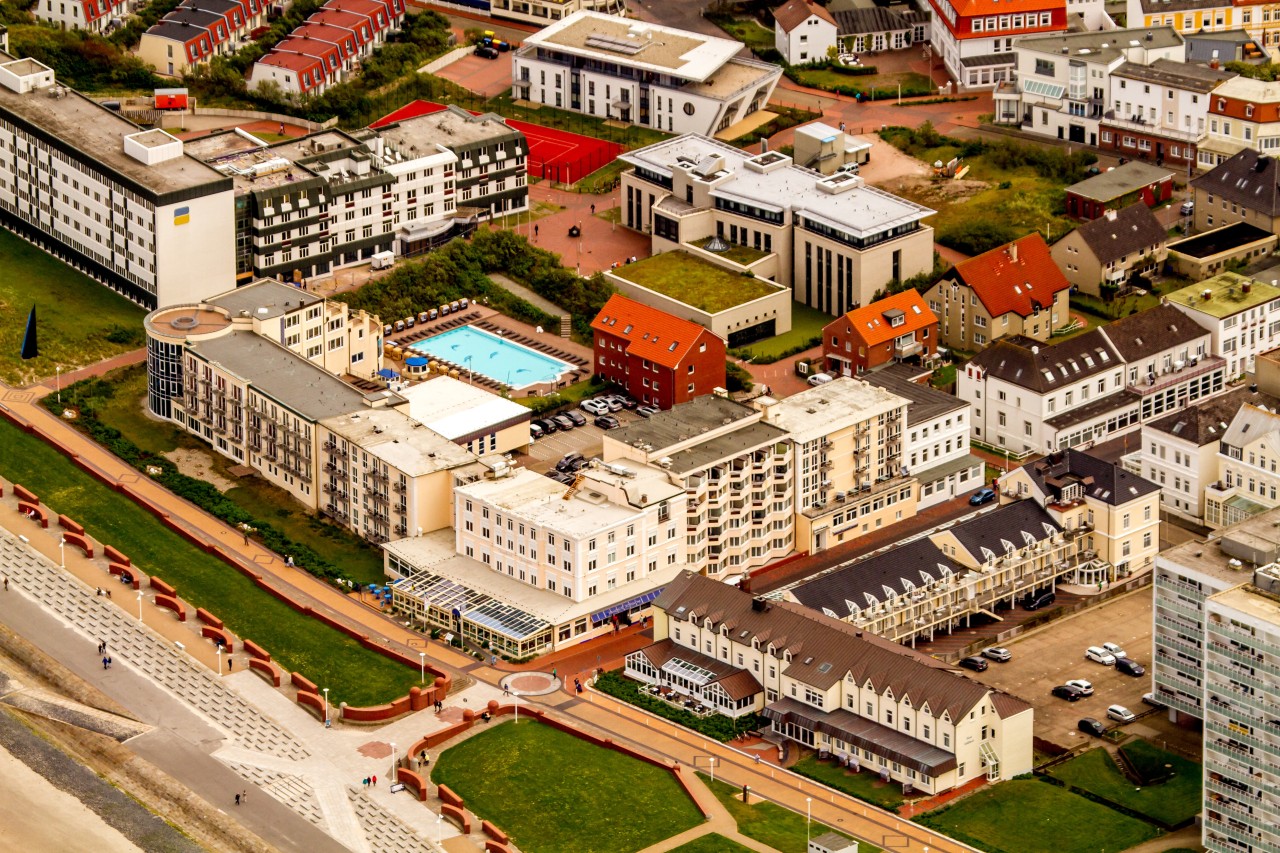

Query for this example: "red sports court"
[373,100,621,183]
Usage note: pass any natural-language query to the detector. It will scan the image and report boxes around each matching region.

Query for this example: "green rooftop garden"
[690,236,772,266]
[612,251,781,314]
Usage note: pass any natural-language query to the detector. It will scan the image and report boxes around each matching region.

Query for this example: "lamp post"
[56,366,61,405]
[216,645,223,676]
[419,652,426,683]
[59,538,65,568]
[137,589,144,622]
[806,797,812,843]
[390,742,397,780]
[323,688,330,726]
[436,814,444,845]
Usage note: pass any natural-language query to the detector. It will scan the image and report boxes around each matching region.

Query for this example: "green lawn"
[790,67,934,97]
[931,364,957,390]
[701,775,875,853]
[916,779,1158,853]
[670,834,756,853]
[791,755,906,810]
[732,301,829,362]
[1071,291,1161,321]
[690,236,771,266]
[432,720,703,853]
[0,227,145,386]
[707,15,776,55]
[1048,747,1201,828]
[613,252,782,314]
[0,417,418,707]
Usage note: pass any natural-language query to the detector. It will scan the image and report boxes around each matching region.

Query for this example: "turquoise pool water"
[408,326,572,388]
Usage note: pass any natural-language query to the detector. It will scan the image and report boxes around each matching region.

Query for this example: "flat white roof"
[455,467,645,536]
[763,378,909,444]
[399,376,530,440]
[522,10,742,82]
[319,407,477,477]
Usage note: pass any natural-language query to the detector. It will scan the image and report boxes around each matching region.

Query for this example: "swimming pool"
[408,326,573,389]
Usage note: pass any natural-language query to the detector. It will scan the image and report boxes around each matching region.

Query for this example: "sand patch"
[163,448,237,491]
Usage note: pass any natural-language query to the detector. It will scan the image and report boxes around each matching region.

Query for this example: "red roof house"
[822,290,938,377]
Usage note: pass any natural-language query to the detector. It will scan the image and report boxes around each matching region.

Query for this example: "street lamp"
[419,652,426,684]
[216,645,223,676]
[56,366,61,405]
[58,538,65,568]
[436,814,444,845]
[323,688,330,726]
[390,742,397,780]
[137,589,144,622]
[806,797,812,842]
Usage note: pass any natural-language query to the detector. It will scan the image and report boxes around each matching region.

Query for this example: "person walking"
[235,794,241,806]
[534,224,539,238]
[102,656,109,670]
[372,775,377,786]
[3,576,8,591]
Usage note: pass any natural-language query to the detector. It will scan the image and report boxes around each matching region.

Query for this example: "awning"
[765,698,957,776]
[590,587,663,625]
[377,368,399,379]
[405,356,428,367]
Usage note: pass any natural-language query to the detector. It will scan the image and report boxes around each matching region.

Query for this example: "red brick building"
[821,290,938,377]
[591,295,726,410]
[1064,161,1175,221]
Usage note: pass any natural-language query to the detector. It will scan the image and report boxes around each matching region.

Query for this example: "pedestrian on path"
[235,794,241,806]
[534,224,539,238]
[106,657,112,669]
[372,775,377,786]
[286,555,294,568]
[3,576,7,591]
[754,753,761,765]
[102,656,109,670]
[363,777,369,787]
[551,667,557,680]
[590,203,596,215]
[228,657,234,671]
[503,685,510,696]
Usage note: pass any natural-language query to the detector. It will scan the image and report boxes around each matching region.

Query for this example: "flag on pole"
[20,306,37,360]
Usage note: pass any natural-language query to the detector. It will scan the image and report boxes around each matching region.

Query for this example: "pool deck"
[407,327,574,390]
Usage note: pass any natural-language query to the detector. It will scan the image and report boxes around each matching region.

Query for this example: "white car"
[1065,679,1094,696]
[808,373,834,386]
[580,399,610,416]
[1102,642,1127,659]
[1107,704,1136,723]
[1085,646,1117,666]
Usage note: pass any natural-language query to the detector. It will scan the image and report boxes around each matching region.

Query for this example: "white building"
[512,11,782,137]
[1205,403,1280,529]
[1165,272,1280,380]
[398,375,532,457]
[926,0,1068,90]
[0,57,235,308]
[36,0,126,32]
[773,0,838,65]
[1099,59,1232,169]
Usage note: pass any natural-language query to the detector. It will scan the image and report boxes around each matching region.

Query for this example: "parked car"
[599,395,624,412]
[1052,685,1086,702]
[957,656,988,672]
[1107,705,1136,723]
[969,487,996,506]
[581,399,610,416]
[555,452,585,472]
[1180,200,1195,215]
[807,372,834,386]
[616,396,638,410]
[1065,679,1094,696]
[1102,642,1127,659]
[1141,692,1167,709]
[548,471,574,484]
[1115,657,1146,677]
[982,647,1012,662]
[474,44,499,58]
[1022,590,1057,611]
[552,414,575,431]
[594,415,620,430]
[565,411,587,427]
[530,423,544,440]
[636,405,659,418]
[1085,646,1117,666]
[534,418,557,434]
[1078,717,1107,737]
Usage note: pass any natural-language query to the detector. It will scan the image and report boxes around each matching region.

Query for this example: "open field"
[613,252,781,313]
[1048,742,1201,828]
[0,417,418,707]
[670,834,756,853]
[791,754,906,810]
[0,228,144,386]
[432,720,702,853]
[702,775,873,853]
[732,302,829,362]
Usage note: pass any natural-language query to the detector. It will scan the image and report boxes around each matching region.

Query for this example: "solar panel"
[585,34,646,55]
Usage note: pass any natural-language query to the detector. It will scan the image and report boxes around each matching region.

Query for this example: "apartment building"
[1100,59,1233,168]
[865,364,984,509]
[139,0,267,75]
[620,134,935,315]
[604,395,794,581]
[754,380,914,555]
[1191,148,1280,233]
[1050,203,1168,296]
[250,39,345,97]
[992,29,1185,148]
[0,57,235,309]
[820,289,939,377]
[1166,272,1280,378]
[773,0,838,65]
[1197,75,1280,168]
[511,12,781,137]
[923,233,1071,351]
[490,0,623,27]
[925,0,1067,89]
[785,500,1105,643]
[36,0,126,33]
[1151,513,1280,853]
[1125,385,1280,523]
[590,294,727,410]
[397,376,532,457]
[628,571,1035,793]
[1204,403,1280,527]
[1000,448,1162,579]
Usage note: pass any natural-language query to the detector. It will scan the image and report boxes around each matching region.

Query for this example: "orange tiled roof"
[827,290,937,347]
[774,0,836,31]
[591,294,719,370]
[946,0,1063,16]
[951,233,1070,318]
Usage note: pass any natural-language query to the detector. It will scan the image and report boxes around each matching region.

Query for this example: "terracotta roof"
[950,233,1070,318]
[1097,303,1207,362]
[1066,203,1167,265]
[591,294,721,371]
[774,0,836,32]
[826,289,937,348]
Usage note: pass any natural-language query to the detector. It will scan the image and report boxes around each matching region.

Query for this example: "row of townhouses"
[136,0,270,75]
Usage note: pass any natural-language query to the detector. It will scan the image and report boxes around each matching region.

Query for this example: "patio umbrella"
[405,356,428,367]
[377,368,399,379]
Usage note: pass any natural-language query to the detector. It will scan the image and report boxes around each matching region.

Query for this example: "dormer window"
[1218,98,1227,111]
[1247,104,1256,118]
[1061,482,1083,502]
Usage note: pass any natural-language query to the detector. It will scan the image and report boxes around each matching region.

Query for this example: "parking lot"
[518,402,645,474]
[962,589,1159,749]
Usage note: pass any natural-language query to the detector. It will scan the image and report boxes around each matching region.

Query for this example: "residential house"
[1204,402,1280,526]
[1165,271,1280,377]
[36,0,126,33]
[821,289,939,377]
[1197,76,1280,169]
[1190,148,1280,233]
[925,0,1068,90]
[1124,0,1237,43]
[773,0,838,65]
[1100,59,1234,169]
[627,571,1035,793]
[1064,160,1176,219]
[590,294,727,410]
[829,6,931,55]
[1050,203,1168,295]
[923,233,1071,351]
[250,37,344,96]
[489,0,624,27]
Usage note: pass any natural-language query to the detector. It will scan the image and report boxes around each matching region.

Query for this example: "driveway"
[519,405,644,472]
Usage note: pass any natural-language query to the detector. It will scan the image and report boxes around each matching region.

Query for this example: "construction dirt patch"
[164,448,237,492]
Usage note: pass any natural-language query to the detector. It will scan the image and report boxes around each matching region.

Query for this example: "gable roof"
[827,289,937,348]
[1146,385,1280,445]
[1097,303,1207,361]
[947,499,1061,563]
[774,0,836,31]
[790,537,966,617]
[945,0,1062,17]
[949,233,1070,318]
[968,331,1120,392]
[1018,448,1159,506]
[1192,148,1280,217]
[1066,203,1167,265]
[1223,403,1280,449]
[591,294,720,370]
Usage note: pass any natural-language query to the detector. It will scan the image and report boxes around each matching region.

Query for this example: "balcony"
[1100,110,1203,144]
[1128,355,1225,396]
[894,339,922,359]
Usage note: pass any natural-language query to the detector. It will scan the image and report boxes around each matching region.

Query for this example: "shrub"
[594,670,761,742]
[938,220,1023,256]
[725,361,754,393]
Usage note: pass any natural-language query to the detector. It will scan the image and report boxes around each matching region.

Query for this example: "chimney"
[1009,241,1019,263]
[1105,208,1117,221]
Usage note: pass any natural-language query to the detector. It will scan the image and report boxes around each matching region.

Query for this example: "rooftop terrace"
[612,252,782,314]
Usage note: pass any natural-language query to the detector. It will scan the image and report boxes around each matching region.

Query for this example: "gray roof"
[1110,58,1234,92]
[666,421,789,475]
[187,330,389,421]
[1067,203,1167,266]
[948,500,1062,563]
[377,105,524,151]
[1044,389,1141,430]
[1185,29,1266,65]
[1015,26,1183,63]
[862,364,967,425]
[205,279,322,320]
[790,537,966,616]
[968,331,1121,393]
[830,6,927,36]
[1192,149,1280,217]
[1167,222,1275,259]
[1097,303,1207,361]
[1068,161,1174,202]
[1018,448,1159,506]
[1147,385,1280,445]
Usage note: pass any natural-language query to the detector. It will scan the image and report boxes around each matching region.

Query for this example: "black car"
[1078,717,1107,737]
[1022,590,1057,611]
[958,656,988,672]
[555,452,585,473]
[594,415,620,430]
[534,418,557,434]
[552,414,575,430]
[565,410,587,427]
[473,45,499,59]
[547,471,574,484]
[1115,657,1146,677]
[1051,684,1086,702]
[617,396,638,410]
